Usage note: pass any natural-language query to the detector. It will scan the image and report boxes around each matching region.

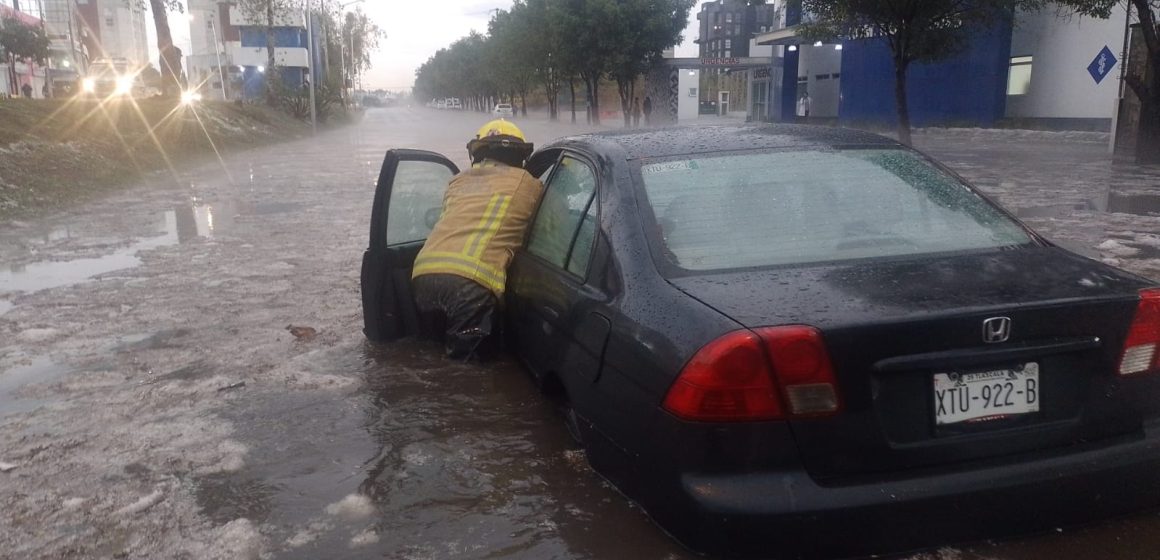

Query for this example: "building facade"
[756,1,1135,132]
[187,0,237,99]
[74,0,149,66]
[0,4,46,97]
[695,0,778,115]
[227,6,324,100]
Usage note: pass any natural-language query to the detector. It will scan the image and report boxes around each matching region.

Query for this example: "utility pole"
[305,1,317,133]
[209,8,228,101]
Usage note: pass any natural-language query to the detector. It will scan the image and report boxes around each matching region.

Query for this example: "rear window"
[639,149,1032,271]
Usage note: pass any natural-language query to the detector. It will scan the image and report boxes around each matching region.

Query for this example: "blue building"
[225,6,326,100]
[754,2,1133,131]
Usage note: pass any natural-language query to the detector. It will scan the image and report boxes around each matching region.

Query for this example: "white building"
[1006,6,1131,129]
[187,0,233,99]
[74,0,149,67]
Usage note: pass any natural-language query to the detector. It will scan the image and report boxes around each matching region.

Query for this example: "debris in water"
[286,325,317,341]
[324,493,375,520]
[115,489,166,516]
[0,461,17,472]
[217,381,246,392]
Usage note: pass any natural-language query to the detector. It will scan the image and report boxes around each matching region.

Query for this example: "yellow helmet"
[467,119,534,167]
[475,119,526,142]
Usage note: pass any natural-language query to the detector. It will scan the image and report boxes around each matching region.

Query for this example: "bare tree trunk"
[264,1,277,106]
[519,90,527,117]
[568,78,577,123]
[149,0,181,97]
[7,53,18,96]
[894,60,912,146]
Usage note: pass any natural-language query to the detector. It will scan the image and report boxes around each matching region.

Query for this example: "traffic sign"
[1088,46,1117,85]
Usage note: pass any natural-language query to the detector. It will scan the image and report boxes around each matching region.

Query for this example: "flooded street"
[4,109,1160,559]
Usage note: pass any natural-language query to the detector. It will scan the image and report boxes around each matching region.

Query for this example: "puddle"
[0,356,71,416]
[0,201,235,296]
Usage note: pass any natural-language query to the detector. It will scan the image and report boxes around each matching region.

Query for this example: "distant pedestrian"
[632,97,642,128]
[22,82,33,98]
[42,83,50,99]
[643,96,653,125]
[797,92,811,119]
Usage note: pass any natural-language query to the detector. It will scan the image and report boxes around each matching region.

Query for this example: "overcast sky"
[151,0,709,92]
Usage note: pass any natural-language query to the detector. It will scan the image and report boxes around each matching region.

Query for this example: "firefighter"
[411,119,541,359]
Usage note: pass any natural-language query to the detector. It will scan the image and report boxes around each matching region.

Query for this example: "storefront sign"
[701,57,741,66]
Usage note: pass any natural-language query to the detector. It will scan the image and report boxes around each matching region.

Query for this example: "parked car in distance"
[80,58,143,99]
[361,125,1160,558]
[446,97,462,110]
[492,103,514,117]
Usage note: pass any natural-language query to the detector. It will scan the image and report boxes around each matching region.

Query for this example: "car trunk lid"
[668,247,1160,480]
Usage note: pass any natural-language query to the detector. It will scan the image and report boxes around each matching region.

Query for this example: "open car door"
[361,149,459,342]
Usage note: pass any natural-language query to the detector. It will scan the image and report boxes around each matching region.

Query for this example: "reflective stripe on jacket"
[412,161,543,298]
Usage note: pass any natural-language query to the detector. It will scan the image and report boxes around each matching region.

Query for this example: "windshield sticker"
[643,160,698,174]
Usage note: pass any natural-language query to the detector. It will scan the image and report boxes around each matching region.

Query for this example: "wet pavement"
[3,109,1160,559]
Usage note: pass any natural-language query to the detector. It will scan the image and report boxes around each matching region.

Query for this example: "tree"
[488,5,537,116]
[1050,0,1160,163]
[342,9,384,92]
[798,0,1037,145]
[605,0,695,127]
[125,1,183,96]
[237,0,297,106]
[0,15,51,97]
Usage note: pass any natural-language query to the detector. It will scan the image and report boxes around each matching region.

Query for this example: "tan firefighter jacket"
[412,161,543,298]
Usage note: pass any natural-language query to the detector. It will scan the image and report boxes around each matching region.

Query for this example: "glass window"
[639,150,1031,272]
[386,160,455,246]
[735,24,742,35]
[724,50,731,57]
[725,39,732,49]
[725,12,733,23]
[567,194,598,277]
[527,157,598,272]
[1007,56,1033,96]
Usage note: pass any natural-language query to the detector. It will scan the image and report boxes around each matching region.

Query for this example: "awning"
[755,26,803,46]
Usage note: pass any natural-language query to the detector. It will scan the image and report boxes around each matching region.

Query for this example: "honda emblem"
[982,317,1011,344]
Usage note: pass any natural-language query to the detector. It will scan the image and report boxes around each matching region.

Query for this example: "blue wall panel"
[839,22,1013,127]
[240,27,307,49]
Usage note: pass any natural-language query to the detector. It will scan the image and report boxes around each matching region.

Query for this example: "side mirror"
[425,207,442,230]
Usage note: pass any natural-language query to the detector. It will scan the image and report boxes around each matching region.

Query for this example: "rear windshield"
[638,149,1032,271]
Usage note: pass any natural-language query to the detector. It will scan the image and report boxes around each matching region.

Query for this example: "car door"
[361,149,459,342]
[507,153,612,421]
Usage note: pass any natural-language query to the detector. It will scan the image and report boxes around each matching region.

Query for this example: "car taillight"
[662,326,841,422]
[1118,289,1160,376]
[756,326,842,416]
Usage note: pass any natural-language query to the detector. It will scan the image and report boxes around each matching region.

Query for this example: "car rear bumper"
[662,422,1160,558]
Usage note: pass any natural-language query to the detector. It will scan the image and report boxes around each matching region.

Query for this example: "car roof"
[551,124,902,161]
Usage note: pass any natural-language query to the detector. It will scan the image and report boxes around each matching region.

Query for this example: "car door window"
[526,156,597,274]
[386,160,455,246]
[566,196,598,277]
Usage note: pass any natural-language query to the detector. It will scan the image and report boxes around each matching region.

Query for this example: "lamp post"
[305,0,316,133]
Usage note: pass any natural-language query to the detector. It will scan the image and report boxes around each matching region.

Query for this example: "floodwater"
[5,109,1160,559]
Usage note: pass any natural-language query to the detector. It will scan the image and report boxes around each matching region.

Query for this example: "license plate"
[933,363,1040,425]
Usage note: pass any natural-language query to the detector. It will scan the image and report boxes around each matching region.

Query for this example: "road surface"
[2,107,1160,559]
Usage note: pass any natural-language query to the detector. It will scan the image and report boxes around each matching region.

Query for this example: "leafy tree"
[488,5,537,116]
[605,0,695,127]
[1049,0,1160,163]
[236,0,298,106]
[0,15,51,97]
[342,9,384,89]
[797,0,1038,145]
